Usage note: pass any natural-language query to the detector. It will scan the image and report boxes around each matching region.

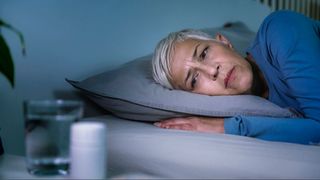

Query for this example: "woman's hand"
[154,116,224,133]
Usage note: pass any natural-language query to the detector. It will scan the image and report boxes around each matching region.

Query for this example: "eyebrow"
[184,43,200,89]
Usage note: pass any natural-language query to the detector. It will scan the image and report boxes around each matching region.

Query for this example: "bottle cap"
[71,121,107,147]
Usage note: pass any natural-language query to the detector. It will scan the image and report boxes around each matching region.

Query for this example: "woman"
[152,11,320,145]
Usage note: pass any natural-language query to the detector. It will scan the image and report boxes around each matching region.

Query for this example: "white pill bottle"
[70,122,107,179]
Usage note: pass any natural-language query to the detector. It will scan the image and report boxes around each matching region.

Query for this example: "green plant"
[0,18,26,88]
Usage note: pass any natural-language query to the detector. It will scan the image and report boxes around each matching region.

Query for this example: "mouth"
[224,67,235,88]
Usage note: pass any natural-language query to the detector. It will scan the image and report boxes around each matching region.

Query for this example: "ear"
[215,33,233,49]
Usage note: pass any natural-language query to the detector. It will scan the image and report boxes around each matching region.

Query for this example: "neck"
[246,54,269,98]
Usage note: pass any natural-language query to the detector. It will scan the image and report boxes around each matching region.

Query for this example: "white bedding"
[82,115,320,179]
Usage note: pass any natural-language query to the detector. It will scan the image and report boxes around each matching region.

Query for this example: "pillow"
[67,22,297,121]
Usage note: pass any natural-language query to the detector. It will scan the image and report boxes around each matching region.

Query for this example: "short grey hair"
[152,29,213,89]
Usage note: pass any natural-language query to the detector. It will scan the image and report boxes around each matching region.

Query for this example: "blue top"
[224,11,320,145]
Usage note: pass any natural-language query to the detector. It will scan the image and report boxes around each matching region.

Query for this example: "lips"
[224,67,235,88]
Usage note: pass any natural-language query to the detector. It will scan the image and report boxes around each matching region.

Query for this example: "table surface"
[0,154,155,179]
[0,154,67,179]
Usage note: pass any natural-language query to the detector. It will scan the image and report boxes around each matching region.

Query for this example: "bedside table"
[0,154,68,179]
[0,154,158,179]
[0,154,131,179]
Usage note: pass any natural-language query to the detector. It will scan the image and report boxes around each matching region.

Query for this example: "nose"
[197,63,220,81]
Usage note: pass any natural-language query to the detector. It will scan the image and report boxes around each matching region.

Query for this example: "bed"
[67,1,320,178]
[82,115,320,179]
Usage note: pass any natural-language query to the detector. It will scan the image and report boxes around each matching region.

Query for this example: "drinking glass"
[24,99,83,176]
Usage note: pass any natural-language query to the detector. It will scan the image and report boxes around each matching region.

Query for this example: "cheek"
[232,67,253,93]
[196,76,225,95]
[239,70,253,91]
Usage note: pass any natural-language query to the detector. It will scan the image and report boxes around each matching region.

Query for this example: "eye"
[199,46,209,61]
[191,72,199,89]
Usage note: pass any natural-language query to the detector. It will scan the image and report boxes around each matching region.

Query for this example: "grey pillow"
[67,22,297,121]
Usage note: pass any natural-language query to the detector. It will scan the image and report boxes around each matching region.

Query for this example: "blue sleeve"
[225,11,320,145]
[224,116,320,145]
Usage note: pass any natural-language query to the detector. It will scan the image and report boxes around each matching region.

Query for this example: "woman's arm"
[154,115,320,145]
[224,116,320,145]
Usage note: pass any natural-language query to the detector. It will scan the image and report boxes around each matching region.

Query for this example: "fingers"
[154,122,194,131]
[154,117,195,131]
[153,116,225,133]
[154,118,187,128]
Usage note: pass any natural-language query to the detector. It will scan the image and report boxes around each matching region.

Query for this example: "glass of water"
[24,100,83,176]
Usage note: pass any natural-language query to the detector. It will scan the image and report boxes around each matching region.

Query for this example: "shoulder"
[250,10,319,66]
[258,11,316,43]
[259,11,310,40]
[262,10,311,28]
[257,11,317,60]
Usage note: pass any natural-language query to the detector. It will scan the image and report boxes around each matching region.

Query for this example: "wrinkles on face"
[170,38,253,96]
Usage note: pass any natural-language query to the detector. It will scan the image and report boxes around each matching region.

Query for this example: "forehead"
[173,38,199,58]
[171,39,199,59]
[170,38,201,88]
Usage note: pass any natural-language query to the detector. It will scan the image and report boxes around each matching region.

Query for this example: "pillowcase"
[67,22,297,121]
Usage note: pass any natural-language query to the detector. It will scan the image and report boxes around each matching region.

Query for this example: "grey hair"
[152,29,213,89]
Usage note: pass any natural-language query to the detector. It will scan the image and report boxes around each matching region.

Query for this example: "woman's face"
[169,35,253,96]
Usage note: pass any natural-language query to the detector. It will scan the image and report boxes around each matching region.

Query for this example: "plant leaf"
[0,18,26,88]
[0,35,15,88]
[0,19,26,56]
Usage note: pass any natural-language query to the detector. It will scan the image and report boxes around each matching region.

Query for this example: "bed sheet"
[82,115,320,179]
